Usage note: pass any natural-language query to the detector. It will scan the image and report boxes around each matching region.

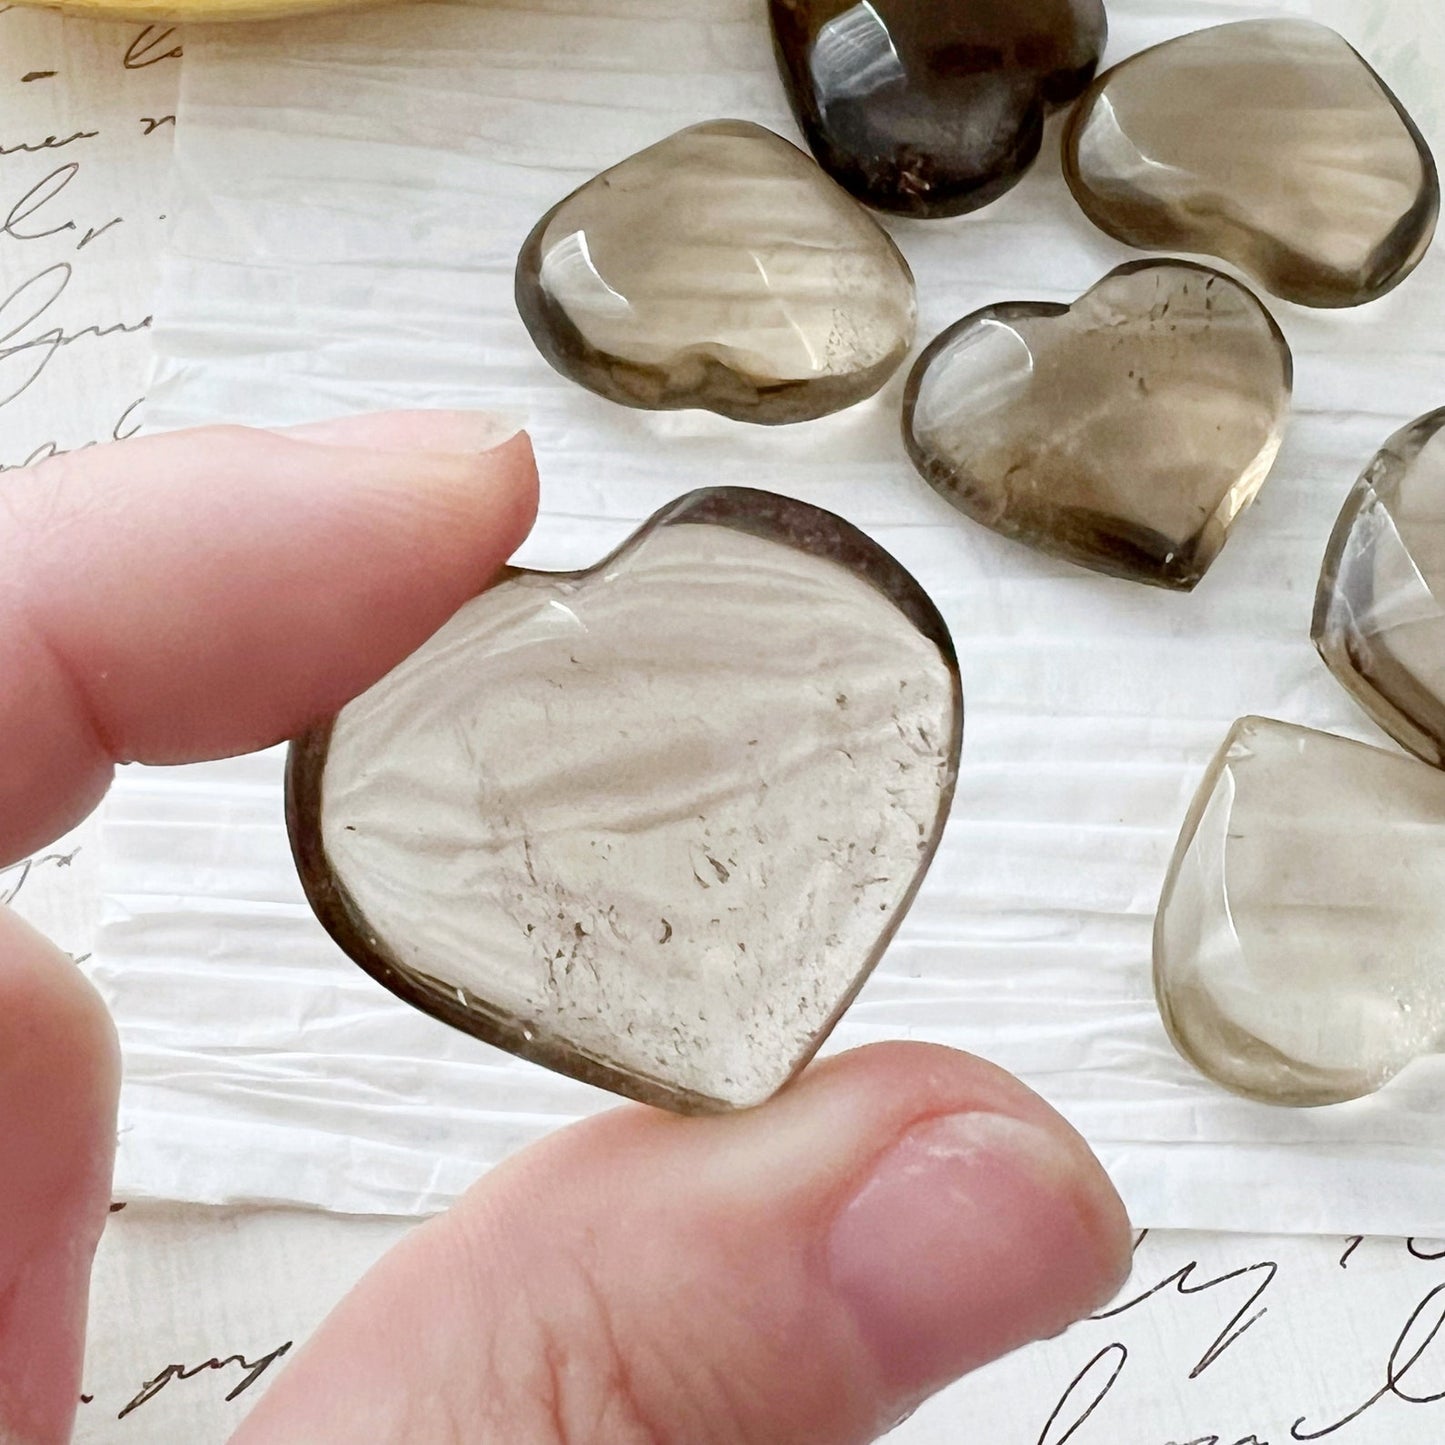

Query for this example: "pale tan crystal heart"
[1064,20,1439,308]
[902,260,1292,590]
[1314,409,1445,768]
[1155,716,1445,1107]
[288,491,961,1114]
[516,120,917,424]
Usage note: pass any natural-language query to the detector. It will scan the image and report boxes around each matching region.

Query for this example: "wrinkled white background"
[93,0,1445,1234]
[4,2,1445,1441]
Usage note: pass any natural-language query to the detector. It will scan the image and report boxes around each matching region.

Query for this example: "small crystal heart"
[516,121,917,425]
[1314,409,1445,767]
[288,489,962,1113]
[902,260,1293,590]
[1064,19,1439,308]
[770,0,1107,219]
[1156,715,1445,1107]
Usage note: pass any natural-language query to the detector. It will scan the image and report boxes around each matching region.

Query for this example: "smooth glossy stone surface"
[1156,716,1445,1108]
[1315,410,1445,768]
[902,259,1292,590]
[516,121,916,424]
[288,490,961,1114]
[770,0,1106,219]
[1064,20,1440,308]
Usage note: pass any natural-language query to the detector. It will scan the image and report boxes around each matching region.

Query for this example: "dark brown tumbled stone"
[902,260,1292,590]
[771,0,1107,219]
[1064,20,1440,308]
[515,120,916,425]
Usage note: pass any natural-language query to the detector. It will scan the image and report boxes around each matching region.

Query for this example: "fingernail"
[828,1111,1129,1397]
[276,409,526,455]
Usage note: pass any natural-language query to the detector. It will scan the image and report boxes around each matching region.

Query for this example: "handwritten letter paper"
[0,8,178,472]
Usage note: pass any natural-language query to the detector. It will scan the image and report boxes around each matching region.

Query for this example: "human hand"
[0,411,1131,1445]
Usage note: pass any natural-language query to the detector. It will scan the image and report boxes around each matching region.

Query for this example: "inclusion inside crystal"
[288,490,961,1113]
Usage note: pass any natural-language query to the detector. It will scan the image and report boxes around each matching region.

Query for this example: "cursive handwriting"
[0,130,98,157]
[0,848,81,907]
[5,161,81,242]
[0,394,145,471]
[1291,1284,1445,1439]
[1170,1437,1268,1444]
[1038,1344,1128,1445]
[116,1341,292,1419]
[123,25,183,70]
[0,262,151,410]
[1093,1233,1278,1377]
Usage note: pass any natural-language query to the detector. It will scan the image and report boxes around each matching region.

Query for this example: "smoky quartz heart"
[902,259,1292,589]
[516,121,916,424]
[288,490,961,1114]
[1064,20,1439,308]
[1156,716,1445,1107]
[1314,410,1445,767]
[770,0,1107,219]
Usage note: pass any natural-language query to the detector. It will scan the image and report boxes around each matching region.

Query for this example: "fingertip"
[278,409,528,457]
[0,419,544,859]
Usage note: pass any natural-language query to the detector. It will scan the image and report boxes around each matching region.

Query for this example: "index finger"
[0,411,538,864]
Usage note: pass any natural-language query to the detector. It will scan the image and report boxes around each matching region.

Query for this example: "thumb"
[0,908,119,1445]
[231,1043,1131,1444]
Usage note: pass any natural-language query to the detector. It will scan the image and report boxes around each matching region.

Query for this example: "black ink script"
[0,263,151,410]
[1092,1236,1278,1377]
[4,162,80,243]
[0,848,81,907]
[123,25,183,70]
[1168,1437,1268,1445]
[1292,1282,1445,1438]
[0,130,98,158]
[117,1341,292,1419]
[1038,1344,1127,1445]
[0,394,144,472]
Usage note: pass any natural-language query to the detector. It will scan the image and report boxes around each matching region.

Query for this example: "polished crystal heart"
[1064,20,1440,308]
[1314,410,1445,767]
[515,121,917,424]
[287,490,961,1113]
[1156,716,1445,1108]
[901,259,1292,590]
[769,0,1107,219]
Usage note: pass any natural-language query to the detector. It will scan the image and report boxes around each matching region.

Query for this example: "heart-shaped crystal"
[1314,409,1445,767]
[1155,716,1445,1107]
[1064,20,1440,308]
[902,260,1292,590]
[769,0,1107,219]
[288,490,961,1113]
[515,120,917,424]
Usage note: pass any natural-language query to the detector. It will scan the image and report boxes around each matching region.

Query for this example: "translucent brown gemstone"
[1314,410,1445,767]
[515,120,917,425]
[769,0,1106,219]
[1064,20,1440,309]
[287,490,961,1114]
[1155,716,1445,1108]
[901,259,1292,590]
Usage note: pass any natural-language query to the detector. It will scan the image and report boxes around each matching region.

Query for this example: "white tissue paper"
[101,0,1445,1231]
